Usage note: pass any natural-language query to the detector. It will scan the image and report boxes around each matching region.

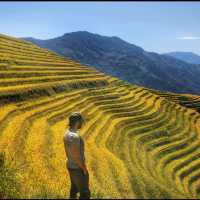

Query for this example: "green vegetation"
[0,152,20,199]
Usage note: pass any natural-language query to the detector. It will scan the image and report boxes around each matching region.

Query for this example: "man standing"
[63,112,90,199]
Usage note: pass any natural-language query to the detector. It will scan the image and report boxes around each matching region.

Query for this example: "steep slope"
[23,31,200,95]
[1,33,200,199]
[0,33,110,104]
[164,52,200,64]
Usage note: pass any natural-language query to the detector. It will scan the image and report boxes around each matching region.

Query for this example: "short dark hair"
[68,112,84,127]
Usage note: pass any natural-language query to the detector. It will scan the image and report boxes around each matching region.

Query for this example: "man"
[63,112,90,199]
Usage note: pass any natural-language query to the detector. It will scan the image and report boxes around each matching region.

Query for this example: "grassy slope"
[0,33,200,199]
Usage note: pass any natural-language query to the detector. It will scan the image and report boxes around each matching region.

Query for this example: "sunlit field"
[0,34,200,199]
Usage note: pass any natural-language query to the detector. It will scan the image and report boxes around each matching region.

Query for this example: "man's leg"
[68,169,78,199]
[79,170,90,199]
[68,169,90,199]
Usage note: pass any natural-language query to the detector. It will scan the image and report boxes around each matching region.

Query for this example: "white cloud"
[177,36,200,40]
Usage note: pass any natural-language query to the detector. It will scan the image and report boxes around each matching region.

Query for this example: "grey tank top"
[63,130,85,169]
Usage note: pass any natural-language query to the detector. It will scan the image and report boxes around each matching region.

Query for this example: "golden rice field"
[147,88,200,114]
[0,33,200,199]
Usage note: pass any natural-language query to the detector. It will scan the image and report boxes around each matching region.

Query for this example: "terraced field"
[0,34,200,199]
[147,88,200,114]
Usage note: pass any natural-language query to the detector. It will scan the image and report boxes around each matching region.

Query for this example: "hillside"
[0,33,200,199]
[147,88,200,114]
[23,31,200,95]
[164,52,200,64]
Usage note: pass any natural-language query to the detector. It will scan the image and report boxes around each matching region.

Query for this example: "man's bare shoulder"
[63,130,80,143]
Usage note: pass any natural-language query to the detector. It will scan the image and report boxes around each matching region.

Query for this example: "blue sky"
[0,1,200,54]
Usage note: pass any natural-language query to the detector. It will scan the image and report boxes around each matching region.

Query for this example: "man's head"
[68,112,84,130]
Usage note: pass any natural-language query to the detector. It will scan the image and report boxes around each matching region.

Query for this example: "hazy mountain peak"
[164,51,200,64]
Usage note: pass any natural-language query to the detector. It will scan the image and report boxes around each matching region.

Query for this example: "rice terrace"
[0,32,200,199]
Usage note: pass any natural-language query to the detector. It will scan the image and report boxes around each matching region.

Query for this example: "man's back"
[63,129,85,169]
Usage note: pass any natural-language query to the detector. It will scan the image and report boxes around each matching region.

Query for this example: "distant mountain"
[164,51,200,64]
[22,31,200,95]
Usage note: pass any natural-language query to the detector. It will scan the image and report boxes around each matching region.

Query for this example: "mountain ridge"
[22,31,200,95]
[164,51,200,64]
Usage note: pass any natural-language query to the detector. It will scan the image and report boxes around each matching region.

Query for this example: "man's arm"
[71,143,88,174]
